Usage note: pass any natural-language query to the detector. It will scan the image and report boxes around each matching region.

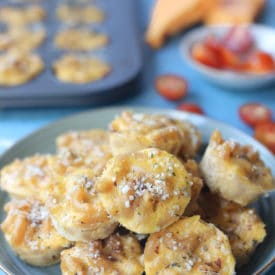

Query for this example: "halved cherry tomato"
[205,34,242,69]
[155,74,188,101]
[191,42,221,69]
[205,34,222,54]
[244,51,275,74]
[254,122,275,154]
[222,26,254,54]
[177,103,204,115]
[239,103,272,127]
[219,47,242,69]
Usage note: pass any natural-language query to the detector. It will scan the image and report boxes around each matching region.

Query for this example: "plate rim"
[1,106,274,162]
[0,106,274,274]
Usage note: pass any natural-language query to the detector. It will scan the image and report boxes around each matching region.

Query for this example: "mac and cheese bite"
[200,130,274,206]
[198,191,266,267]
[110,111,202,158]
[47,168,117,242]
[0,6,46,26]
[96,148,192,234]
[144,215,235,275]
[1,199,71,266]
[0,154,55,202]
[55,129,112,176]
[61,233,144,275]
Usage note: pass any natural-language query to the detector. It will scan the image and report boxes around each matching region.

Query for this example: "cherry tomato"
[155,74,188,101]
[177,103,204,115]
[204,34,242,70]
[219,47,242,69]
[204,34,222,54]
[244,51,275,74]
[239,103,272,127]
[222,26,254,54]
[254,122,275,154]
[191,43,221,69]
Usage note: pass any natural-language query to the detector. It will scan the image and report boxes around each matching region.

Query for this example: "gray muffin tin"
[0,0,142,107]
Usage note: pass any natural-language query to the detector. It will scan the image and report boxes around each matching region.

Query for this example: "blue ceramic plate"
[0,107,274,274]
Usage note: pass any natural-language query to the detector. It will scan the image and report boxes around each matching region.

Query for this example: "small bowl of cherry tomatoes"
[180,24,275,90]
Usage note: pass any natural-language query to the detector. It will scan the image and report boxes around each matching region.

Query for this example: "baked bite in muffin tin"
[0,5,46,26]
[56,4,105,24]
[0,26,45,52]
[54,27,109,51]
[0,0,141,107]
[53,54,111,84]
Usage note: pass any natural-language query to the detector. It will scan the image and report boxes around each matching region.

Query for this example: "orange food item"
[146,0,217,48]
[244,51,275,74]
[177,103,204,115]
[254,122,275,154]
[239,103,272,127]
[204,33,243,69]
[204,34,223,53]
[155,74,188,101]
[191,42,221,69]
[204,0,265,25]
[219,47,241,69]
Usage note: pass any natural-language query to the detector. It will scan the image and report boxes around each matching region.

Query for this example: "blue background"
[0,0,274,274]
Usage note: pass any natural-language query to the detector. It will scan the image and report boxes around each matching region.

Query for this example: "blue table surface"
[0,0,275,274]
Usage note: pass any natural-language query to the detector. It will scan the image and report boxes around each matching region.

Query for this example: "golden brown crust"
[200,130,274,206]
[198,191,266,267]
[144,216,235,274]
[96,148,192,233]
[1,199,71,266]
[61,233,144,275]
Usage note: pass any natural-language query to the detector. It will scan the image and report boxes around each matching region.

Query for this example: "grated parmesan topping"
[88,242,100,259]
[58,149,83,167]
[25,164,45,179]
[185,258,194,271]
[88,266,105,275]
[27,201,49,227]
[132,113,145,122]
[73,175,95,194]
[28,240,39,250]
